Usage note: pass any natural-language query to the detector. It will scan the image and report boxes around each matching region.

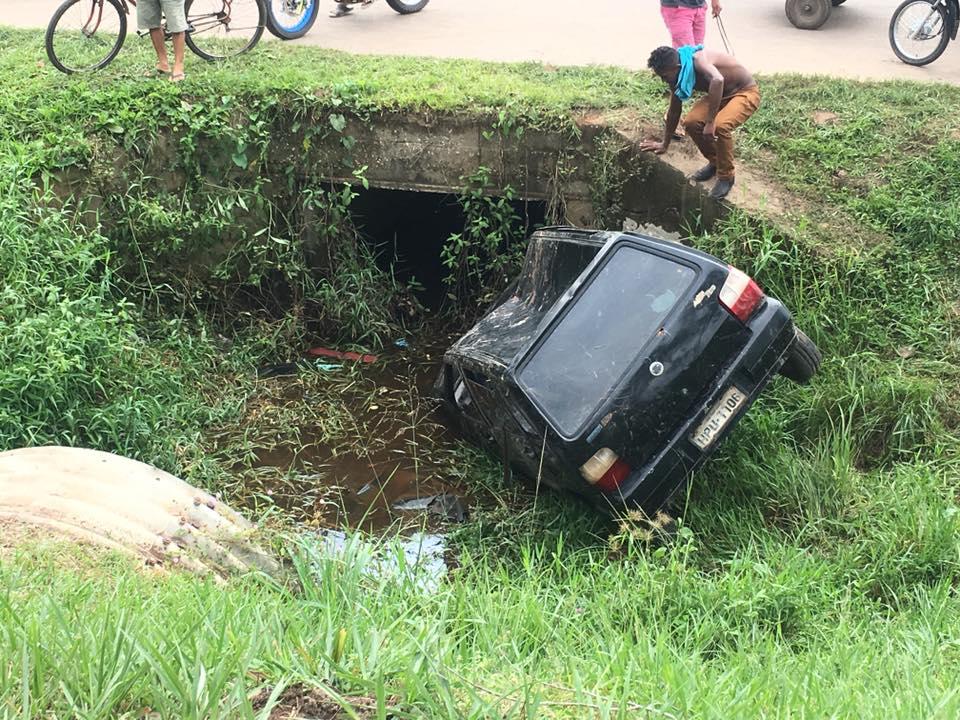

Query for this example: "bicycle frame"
[77,0,130,38]
[193,1,238,32]
[79,0,239,38]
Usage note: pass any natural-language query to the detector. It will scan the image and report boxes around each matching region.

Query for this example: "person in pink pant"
[660,0,722,48]
[660,0,722,137]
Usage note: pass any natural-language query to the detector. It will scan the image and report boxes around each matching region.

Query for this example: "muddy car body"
[435,227,821,514]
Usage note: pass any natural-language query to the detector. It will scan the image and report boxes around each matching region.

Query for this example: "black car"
[434,227,821,514]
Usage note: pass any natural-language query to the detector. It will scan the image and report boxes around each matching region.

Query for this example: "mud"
[252,684,378,719]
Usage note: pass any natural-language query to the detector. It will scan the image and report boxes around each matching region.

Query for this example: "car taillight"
[579,448,631,492]
[719,265,765,322]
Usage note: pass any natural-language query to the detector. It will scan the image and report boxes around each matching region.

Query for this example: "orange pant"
[683,85,761,180]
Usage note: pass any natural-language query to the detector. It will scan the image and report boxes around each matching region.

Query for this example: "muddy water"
[252,440,466,532]
[229,337,474,533]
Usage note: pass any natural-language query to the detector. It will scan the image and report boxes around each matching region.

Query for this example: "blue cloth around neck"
[674,44,703,101]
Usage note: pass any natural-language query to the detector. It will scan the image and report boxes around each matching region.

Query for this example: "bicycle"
[46,0,267,75]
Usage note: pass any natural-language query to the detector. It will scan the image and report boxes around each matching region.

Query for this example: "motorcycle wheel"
[385,0,429,14]
[266,0,319,39]
[889,0,951,65]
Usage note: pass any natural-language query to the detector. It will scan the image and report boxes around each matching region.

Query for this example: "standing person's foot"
[170,71,186,83]
[689,164,716,182]
[709,177,735,199]
[330,2,352,16]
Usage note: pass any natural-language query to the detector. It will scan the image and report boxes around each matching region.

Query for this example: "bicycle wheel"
[45,0,127,74]
[385,0,429,14]
[184,0,265,61]
[889,0,950,65]
[266,0,319,39]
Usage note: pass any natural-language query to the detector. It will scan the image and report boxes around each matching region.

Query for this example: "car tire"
[779,328,822,384]
[785,0,832,29]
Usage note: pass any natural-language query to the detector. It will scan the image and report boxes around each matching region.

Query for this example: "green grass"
[1,24,959,719]
[2,528,958,718]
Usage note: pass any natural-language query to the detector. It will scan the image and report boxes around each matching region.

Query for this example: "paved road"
[6,0,959,84]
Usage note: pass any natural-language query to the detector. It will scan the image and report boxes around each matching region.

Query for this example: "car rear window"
[517,244,697,436]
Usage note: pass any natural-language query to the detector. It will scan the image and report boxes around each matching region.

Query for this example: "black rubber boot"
[709,177,735,199]
[689,164,716,182]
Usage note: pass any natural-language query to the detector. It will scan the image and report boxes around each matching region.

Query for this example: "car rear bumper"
[605,298,796,512]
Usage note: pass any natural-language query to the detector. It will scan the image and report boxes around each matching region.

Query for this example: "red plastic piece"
[307,347,379,364]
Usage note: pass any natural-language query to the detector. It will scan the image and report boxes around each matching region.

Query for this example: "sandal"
[170,71,186,83]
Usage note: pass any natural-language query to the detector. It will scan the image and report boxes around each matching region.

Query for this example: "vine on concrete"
[88,93,411,350]
[589,133,630,230]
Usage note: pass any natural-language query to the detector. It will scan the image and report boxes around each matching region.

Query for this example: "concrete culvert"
[0,446,279,576]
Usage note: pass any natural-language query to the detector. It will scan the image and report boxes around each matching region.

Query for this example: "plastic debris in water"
[314,363,342,371]
[257,360,342,378]
[307,347,378,364]
[393,493,467,523]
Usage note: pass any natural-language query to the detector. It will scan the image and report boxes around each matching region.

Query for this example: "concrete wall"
[52,109,733,256]
[292,111,727,233]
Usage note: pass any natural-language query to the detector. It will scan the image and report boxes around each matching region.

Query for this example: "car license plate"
[690,386,746,450]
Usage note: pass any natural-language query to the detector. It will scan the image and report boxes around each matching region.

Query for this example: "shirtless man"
[640,46,760,200]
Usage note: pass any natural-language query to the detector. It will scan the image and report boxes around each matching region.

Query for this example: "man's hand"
[640,140,667,154]
[711,0,722,17]
[703,121,717,141]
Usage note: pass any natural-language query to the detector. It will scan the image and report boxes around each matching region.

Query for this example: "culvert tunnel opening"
[348,186,548,311]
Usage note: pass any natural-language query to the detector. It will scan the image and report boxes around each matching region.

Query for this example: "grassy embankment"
[1,27,960,718]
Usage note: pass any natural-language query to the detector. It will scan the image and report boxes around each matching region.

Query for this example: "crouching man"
[640,45,760,199]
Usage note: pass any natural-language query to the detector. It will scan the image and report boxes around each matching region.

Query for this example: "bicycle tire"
[45,0,127,74]
[265,0,319,39]
[889,0,950,65]
[385,0,429,15]
[184,0,265,61]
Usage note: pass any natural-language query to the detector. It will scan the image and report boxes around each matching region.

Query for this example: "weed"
[441,167,525,310]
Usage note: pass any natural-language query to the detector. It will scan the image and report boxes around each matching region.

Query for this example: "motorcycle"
[266,0,429,40]
[889,0,959,65]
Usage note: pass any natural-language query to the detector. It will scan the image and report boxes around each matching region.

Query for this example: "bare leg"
[149,28,170,72]
[171,32,186,81]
